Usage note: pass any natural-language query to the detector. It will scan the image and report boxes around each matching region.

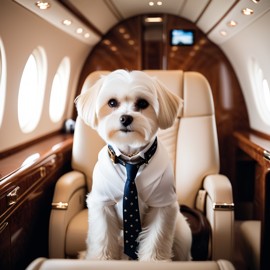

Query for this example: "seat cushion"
[65,206,210,261]
[27,258,236,270]
[66,209,88,257]
[238,220,261,270]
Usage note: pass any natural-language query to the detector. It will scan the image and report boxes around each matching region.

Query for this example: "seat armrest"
[51,171,87,205]
[203,174,234,207]
[203,174,234,261]
[49,171,87,258]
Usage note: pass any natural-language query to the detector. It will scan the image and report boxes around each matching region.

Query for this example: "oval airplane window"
[18,47,47,133]
[251,59,270,123]
[49,57,70,123]
[0,38,6,128]
[262,79,270,114]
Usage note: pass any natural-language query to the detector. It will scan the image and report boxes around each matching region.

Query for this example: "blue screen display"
[170,30,194,46]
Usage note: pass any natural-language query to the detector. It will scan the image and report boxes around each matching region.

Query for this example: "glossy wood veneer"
[0,134,73,269]
[234,130,270,270]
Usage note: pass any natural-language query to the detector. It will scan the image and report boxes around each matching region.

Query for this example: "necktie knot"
[125,163,139,182]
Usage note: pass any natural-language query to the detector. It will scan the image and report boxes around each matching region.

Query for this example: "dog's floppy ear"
[75,77,104,129]
[154,78,183,129]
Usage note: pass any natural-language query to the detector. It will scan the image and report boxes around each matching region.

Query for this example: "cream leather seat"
[235,220,261,270]
[49,70,234,261]
[26,258,235,270]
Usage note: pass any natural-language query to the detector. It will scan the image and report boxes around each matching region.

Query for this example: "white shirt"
[88,138,177,208]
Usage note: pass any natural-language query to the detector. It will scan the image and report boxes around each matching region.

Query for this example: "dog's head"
[75,69,182,152]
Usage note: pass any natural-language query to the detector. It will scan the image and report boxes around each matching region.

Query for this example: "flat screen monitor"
[170,29,195,46]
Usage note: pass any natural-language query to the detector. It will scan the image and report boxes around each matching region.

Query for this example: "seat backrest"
[72,70,220,208]
[72,71,109,191]
[145,71,220,207]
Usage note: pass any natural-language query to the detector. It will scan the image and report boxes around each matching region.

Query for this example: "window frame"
[17,47,47,133]
[249,58,270,124]
[0,38,6,127]
[49,57,71,123]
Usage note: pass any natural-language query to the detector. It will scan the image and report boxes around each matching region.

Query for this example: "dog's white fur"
[75,69,192,261]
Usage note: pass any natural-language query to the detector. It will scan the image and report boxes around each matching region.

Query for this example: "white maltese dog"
[75,69,192,261]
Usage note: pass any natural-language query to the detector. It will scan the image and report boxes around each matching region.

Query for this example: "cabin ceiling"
[67,0,235,34]
[14,0,270,45]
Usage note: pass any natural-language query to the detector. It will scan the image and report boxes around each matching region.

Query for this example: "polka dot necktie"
[123,162,142,260]
[107,138,158,260]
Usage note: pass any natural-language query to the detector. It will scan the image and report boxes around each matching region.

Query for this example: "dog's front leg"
[137,202,178,261]
[86,200,120,260]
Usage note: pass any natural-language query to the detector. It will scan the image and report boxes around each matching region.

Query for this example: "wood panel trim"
[0,135,73,269]
[234,130,270,270]
[0,133,73,228]
[0,134,73,182]
[0,130,62,159]
[0,153,65,223]
[250,128,270,141]
[234,130,270,165]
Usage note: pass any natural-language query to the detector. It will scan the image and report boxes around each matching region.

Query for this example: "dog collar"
[108,137,158,167]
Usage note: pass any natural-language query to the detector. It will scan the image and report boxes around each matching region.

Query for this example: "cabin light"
[242,8,254,15]
[62,19,72,26]
[76,27,83,34]
[149,1,162,6]
[84,33,90,38]
[220,30,228,36]
[118,27,126,34]
[111,46,117,52]
[103,39,111,45]
[123,33,130,39]
[145,17,163,23]
[35,1,51,10]
[227,20,238,27]
[251,0,260,3]
[199,38,207,45]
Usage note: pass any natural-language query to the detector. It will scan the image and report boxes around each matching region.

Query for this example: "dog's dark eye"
[108,98,119,108]
[135,99,149,110]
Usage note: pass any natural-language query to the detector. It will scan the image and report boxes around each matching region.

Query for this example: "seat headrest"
[81,70,110,94]
[80,70,214,118]
[183,72,214,117]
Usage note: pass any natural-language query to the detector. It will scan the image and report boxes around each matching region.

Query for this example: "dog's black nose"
[120,115,133,127]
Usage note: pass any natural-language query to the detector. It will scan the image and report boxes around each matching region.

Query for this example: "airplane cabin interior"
[0,0,270,269]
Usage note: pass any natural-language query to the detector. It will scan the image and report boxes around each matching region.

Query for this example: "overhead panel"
[112,0,184,19]
[197,0,236,33]
[69,0,119,34]
[14,0,100,45]
[179,0,209,22]
[208,0,270,44]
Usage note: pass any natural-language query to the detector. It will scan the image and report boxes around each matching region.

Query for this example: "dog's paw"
[78,250,86,259]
